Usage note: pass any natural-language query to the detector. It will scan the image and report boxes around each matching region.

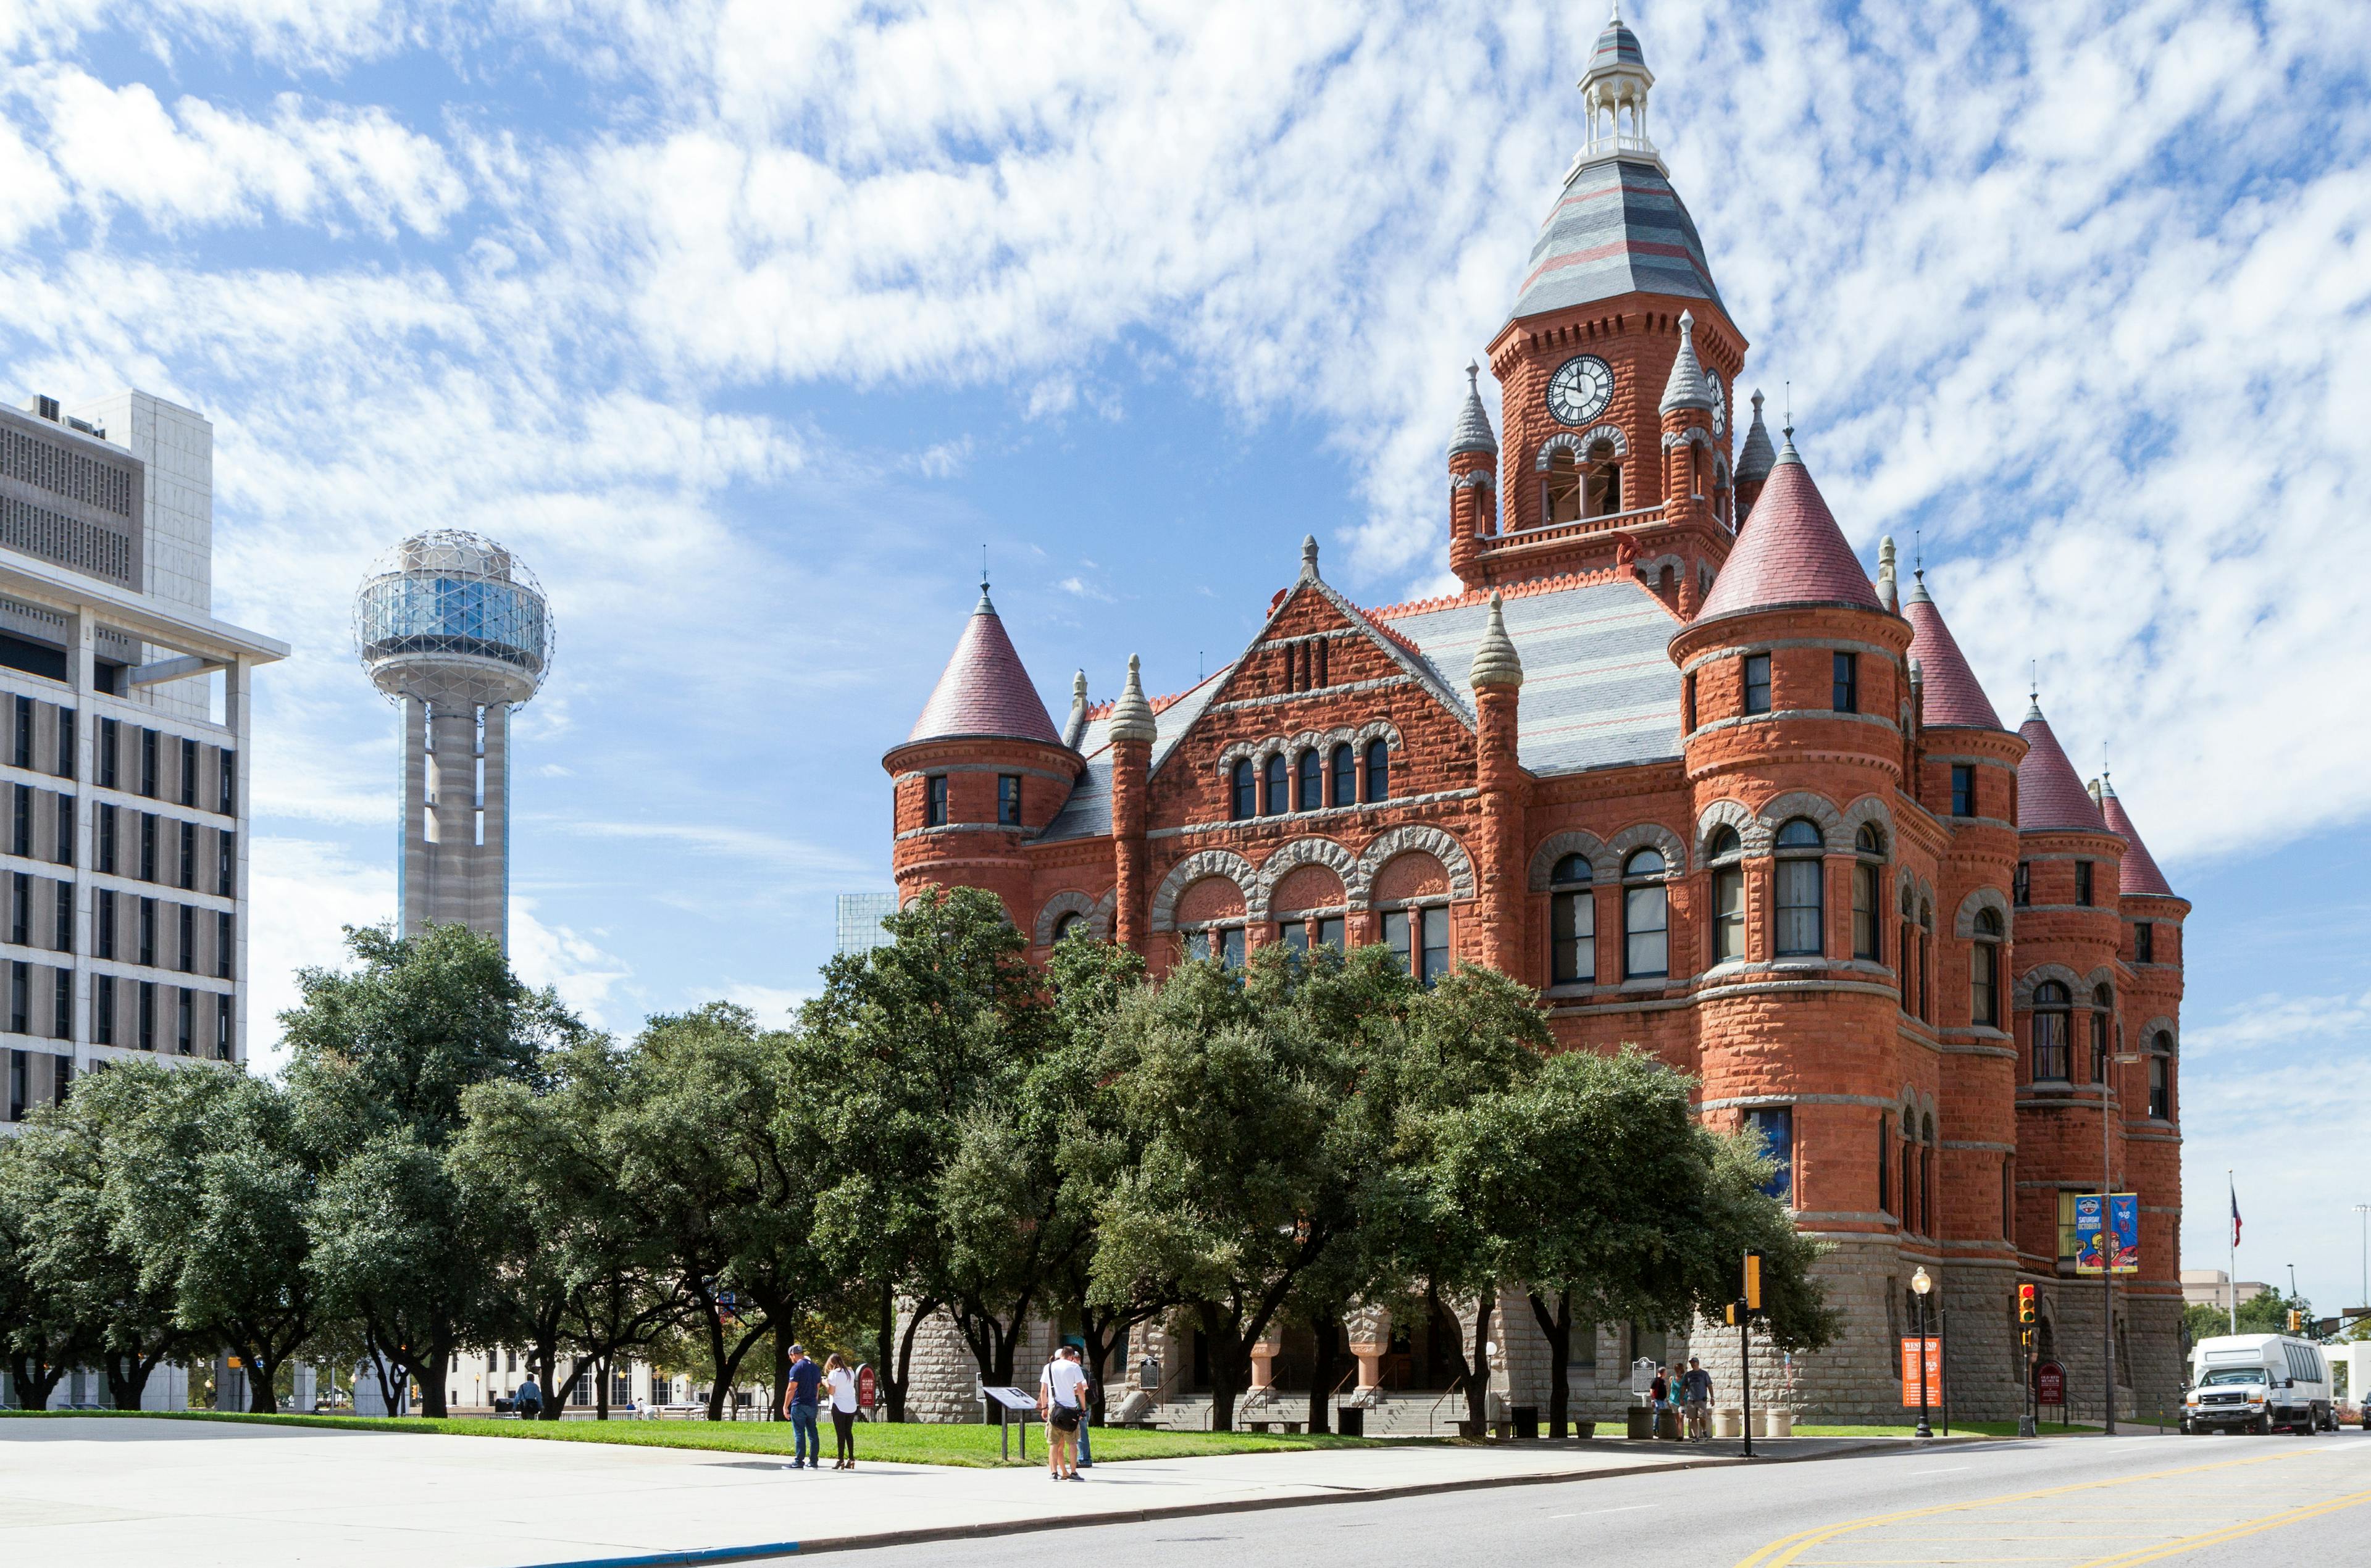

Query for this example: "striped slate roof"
[905,589,1063,747]
[1903,575,2004,729]
[1696,444,1883,621]
[1379,577,1681,775]
[1510,156,1725,322]
[2098,780,2177,897]
[1591,15,1646,73]
[1038,669,1229,843]
[2015,703,2107,833]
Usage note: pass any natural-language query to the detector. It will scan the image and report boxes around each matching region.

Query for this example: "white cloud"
[244,835,396,1075]
[719,982,813,1025]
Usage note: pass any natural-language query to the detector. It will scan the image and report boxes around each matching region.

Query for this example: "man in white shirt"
[1039,1345,1090,1481]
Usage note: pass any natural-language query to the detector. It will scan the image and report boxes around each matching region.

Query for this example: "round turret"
[354,530,553,711]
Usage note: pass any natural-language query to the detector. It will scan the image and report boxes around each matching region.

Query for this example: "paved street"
[813,1429,2371,1568]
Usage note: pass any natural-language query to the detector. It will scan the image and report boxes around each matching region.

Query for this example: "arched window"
[1363,739,1390,803]
[1229,759,1256,820]
[1584,438,1623,516]
[1549,853,1595,985]
[1918,900,1934,1021]
[2031,980,2072,1082]
[1708,826,1745,963]
[1877,1111,1892,1216]
[1542,448,1581,525]
[1773,819,1824,957]
[1898,883,1916,1012]
[1051,912,1085,945]
[1330,743,1356,807]
[1263,753,1288,817]
[1622,848,1668,980]
[1852,824,1884,962]
[1920,1115,1936,1238]
[1970,908,2002,1027]
[2149,1029,2173,1119]
[1900,1119,1918,1233]
[2091,983,2115,1083]
[1296,749,1321,812]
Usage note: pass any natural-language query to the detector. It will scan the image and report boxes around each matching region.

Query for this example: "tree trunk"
[771,1334,792,1422]
[246,1351,280,1414]
[595,1356,610,1421]
[8,1352,68,1410]
[418,1349,451,1418]
[1201,1305,1246,1433]
[1528,1290,1572,1439]
[103,1345,165,1412]
[1466,1291,1494,1433]
[1305,1317,1342,1435]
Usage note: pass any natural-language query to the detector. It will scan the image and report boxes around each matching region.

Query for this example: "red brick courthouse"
[884,12,2185,1425]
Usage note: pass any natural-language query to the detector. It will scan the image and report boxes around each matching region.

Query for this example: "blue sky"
[1,1,2366,1315]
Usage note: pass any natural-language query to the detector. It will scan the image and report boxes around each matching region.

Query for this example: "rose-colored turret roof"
[905,587,1063,747]
[2015,701,2106,832]
[2098,778,2176,897]
[1696,438,1883,621]
[1903,573,2004,729]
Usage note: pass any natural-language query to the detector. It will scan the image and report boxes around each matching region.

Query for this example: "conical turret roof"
[1735,390,1776,485]
[1659,312,1713,414]
[2015,701,2106,832]
[2098,778,2176,897]
[905,585,1063,747]
[1902,572,2003,729]
[1449,363,1498,457]
[1694,439,1883,621]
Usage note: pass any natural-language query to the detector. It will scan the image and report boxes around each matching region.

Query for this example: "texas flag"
[2230,1186,2243,1249]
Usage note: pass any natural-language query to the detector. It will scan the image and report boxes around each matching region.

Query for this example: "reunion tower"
[354,531,553,952]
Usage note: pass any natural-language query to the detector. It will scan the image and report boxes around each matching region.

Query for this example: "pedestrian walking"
[1040,1345,1089,1481]
[1681,1357,1713,1441]
[1649,1365,1673,1440]
[782,1344,822,1469]
[514,1372,542,1421]
[824,1353,859,1469]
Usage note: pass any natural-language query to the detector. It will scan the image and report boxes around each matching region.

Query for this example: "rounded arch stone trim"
[1694,799,1756,865]
[2139,1015,2178,1053]
[1954,886,2011,938]
[1250,836,1366,920]
[1358,824,1476,901]
[1529,829,1611,890]
[1033,889,1112,947]
[1757,790,1848,851]
[1608,821,1686,876]
[2083,964,2120,996]
[1839,795,1896,854]
[1150,849,1259,933]
[2013,962,2085,1009]
[1353,719,1403,751]
[1535,425,1628,470]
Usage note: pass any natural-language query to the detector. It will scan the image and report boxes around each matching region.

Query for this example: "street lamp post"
[1912,1267,1934,1440]
[2101,1049,2141,1435]
[2354,1205,2369,1326]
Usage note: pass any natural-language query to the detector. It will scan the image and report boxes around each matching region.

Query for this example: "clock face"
[1545,355,1615,427]
[1710,377,1728,436]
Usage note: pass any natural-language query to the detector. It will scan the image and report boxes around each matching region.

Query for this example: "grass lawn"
[0,1409,1389,1467]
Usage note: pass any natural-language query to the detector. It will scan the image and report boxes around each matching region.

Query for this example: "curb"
[518,1437,1910,1567]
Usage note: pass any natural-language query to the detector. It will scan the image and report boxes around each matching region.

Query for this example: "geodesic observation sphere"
[353,530,553,711]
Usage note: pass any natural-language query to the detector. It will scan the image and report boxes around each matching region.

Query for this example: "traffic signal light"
[2288,1309,2303,1333]
[2018,1284,2037,1325]
[1744,1252,1762,1311]
[1725,1302,1738,1327]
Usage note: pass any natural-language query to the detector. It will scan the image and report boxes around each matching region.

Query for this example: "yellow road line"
[1730,1450,2319,1568]
[2070,1485,2371,1567]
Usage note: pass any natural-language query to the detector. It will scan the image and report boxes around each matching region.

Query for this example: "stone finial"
[1449,364,1499,458]
[1735,388,1776,485]
[1658,311,1714,415]
[1876,535,1898,612]
[1062,668,1090,749]
[1301,534,1321,580]
[1908,656,1923,687]
[1107,654,1156,744]
[1469,591,1524,690]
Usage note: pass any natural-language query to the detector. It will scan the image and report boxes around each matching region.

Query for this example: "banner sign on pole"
[2073,1192,2140,1275]
[1897,1337,1942,1406]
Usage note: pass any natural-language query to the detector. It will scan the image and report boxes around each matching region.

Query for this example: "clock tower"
[1454,5,1747,607]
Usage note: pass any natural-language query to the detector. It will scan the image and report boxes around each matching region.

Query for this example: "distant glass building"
[835,893,898,955]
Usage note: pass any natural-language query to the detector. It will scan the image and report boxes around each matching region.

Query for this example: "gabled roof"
[1902,573,2004,729]
[1694,440,1883,622]
[2015,702,2107,833]
[904,587,1063,748]
[1510,156,1725,323]
[1039,668,1227,843]
[2098,778,2177,898]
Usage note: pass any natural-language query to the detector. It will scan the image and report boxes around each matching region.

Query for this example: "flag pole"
[2227,1170,2238,1335]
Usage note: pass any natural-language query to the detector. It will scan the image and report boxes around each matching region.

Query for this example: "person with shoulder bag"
[1040,1345,1089,1480]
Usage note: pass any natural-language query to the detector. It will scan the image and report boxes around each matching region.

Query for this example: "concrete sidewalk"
[0,1417,1910,1567]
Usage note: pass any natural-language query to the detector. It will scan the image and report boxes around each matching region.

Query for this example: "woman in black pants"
[824,1353,859,1469]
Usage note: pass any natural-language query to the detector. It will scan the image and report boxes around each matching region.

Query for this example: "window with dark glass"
[98,717,117,789]
[1773,819,1824,957]
[924,775,948,827]
[139,813,156,881]
[1918,899,1933,1020]
[1971,908,2002,1027]
[2090,983,2113,1081]
[1549,852,1596,984]
[1897,882,1915,1011]
[178,820,196,889]
[1707,827,1744,964]
[1316,915,1345,949]
[217,995,233,1061]
[219,749,236,815]
[1921,1116,1936,1234]
[53,880,70,953]
[1419,906,1449,986]
[96,803,115,875]
[177,987,193,1055]
[2013,861,2030,906]
[93,976,112,1045]
[2149,1030,2173,1119]
[996,774,1021,827]
[1051,912,1084,946]
[138,897,155,967]
[1950,764,1975,817]
[1742,653,1771,715]
[1622,848,1669,979]
[1329,744,1355,807]
[1901,1125,1918,1232]
[1296,749,1321,812]
[1280,920,1308,954]
[51,967,67,1041]
[1832,653,1858,713]
[56,708,73,778]
[2031,980,2072,1081]
[55,794,71,865]
[2134,921,2153,963]
[178,904,194,974]
[217,830,233,896]
[1182,927,1244,969]
[1852,824,1884,961]
[1878,1111,1891,1215]
[1742,1106,1793,1203]
[179,738,198,807]
[8,960,24,1033]
[1263,754,1287,816]
[94,888,113,959]
[1363,739,1389,803]
[1382,909,1411,973]
[9,871,24,945]
[2075,859,2094,907]
[1230,759,1256,820]
[10,783,27,856]
[140,728,157,797]
[12,696,29,769]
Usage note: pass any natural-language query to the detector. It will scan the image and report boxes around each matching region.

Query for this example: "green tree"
[0,1123,89,1409]
[308,1128,486,1417]
[104,1064,319,1413]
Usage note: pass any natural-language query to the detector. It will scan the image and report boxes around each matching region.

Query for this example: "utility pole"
[2354,1205,2369,1325]
[2101,1051,2139,1434]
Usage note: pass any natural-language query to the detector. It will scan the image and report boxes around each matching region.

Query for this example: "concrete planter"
[1713,1406,1742,1437]
[1760,1408,1793,1438]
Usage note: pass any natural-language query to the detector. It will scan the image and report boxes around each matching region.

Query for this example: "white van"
[2185,1334,2333,1434]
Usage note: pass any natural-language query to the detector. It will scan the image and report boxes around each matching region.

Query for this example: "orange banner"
[1899,1336,1941,1406]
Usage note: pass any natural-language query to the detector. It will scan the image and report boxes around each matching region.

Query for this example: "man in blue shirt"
[782,1344,823,1468]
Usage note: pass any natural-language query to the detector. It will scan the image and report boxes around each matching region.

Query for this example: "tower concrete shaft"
[399,697,514,948]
